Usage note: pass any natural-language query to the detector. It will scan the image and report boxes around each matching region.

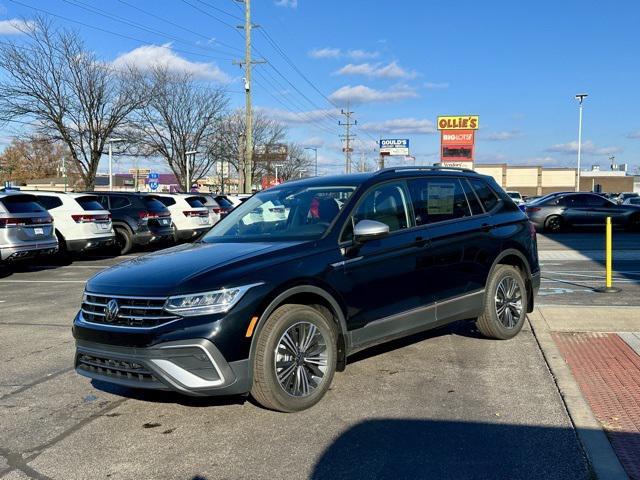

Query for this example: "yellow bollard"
[596,216,620,293]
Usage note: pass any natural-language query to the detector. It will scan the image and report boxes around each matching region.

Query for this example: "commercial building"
[474,164,639,195]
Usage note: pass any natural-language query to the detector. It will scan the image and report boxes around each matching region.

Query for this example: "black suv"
[93,192,174,254]
[74,167,540,412]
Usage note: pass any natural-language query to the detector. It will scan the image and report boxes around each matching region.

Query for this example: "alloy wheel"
[495,275,523,328]
[274,321,328,397]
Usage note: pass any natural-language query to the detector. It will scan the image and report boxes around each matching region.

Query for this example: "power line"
[179,0,240,32]
[8,0,235,62]
[339,106,357,174]
[192,0,244,21]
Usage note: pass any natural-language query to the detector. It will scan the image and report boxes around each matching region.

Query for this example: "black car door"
[585,194,627,225]
[560,194,593,225]
[335,180,426,335]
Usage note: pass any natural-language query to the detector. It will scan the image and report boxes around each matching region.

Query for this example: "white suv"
[32,192,115,253]
[152,193,212,242]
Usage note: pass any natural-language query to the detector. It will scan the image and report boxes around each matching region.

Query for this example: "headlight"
[163,283,263,317]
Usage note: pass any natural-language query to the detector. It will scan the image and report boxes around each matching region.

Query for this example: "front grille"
[81,293,179,328]
[76,353,157,383]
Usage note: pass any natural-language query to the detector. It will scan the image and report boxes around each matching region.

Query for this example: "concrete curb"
[528,308,629,480]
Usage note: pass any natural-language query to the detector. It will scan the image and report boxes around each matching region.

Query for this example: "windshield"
[202,184,357,242]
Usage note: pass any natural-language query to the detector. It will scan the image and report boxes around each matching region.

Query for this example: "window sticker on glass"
[427,183,455,215]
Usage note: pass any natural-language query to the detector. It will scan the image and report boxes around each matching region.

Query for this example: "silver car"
[0,191,58,262]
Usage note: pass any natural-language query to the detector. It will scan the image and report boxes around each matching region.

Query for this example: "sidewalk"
[530,306,640,480]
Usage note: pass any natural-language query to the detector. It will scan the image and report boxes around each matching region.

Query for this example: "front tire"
[476,265,528,340]
[251,304,337,412]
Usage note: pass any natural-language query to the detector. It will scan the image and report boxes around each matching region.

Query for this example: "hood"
[86,241,304,296]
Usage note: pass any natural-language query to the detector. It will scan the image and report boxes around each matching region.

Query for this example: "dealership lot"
[1,232,638,479]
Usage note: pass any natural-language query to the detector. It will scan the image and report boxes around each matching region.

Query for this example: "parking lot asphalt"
[3,232,636,479]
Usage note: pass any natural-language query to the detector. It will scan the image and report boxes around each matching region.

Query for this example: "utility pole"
[339,103,357,174]
[234,0,264,194]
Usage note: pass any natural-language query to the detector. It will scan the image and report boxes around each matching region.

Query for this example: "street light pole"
[575,93,588,192]
[274,163,283,185]
[107,138,124,191]
[304,147,318,176]
[186,150,198,192]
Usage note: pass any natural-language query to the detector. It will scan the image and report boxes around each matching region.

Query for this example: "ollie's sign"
[437,115,479,130]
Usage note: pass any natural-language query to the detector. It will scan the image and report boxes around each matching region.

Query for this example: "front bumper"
[74,338,250,396]
[0,241,58,261]
[67,235,115,253]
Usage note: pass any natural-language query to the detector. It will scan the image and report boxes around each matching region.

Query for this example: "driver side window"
[341,182,410,242]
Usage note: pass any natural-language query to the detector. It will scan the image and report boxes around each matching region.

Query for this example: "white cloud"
[546,140,623,156]
[258,107,337,125]
[334,61,416,79]
[424,82,449,90]
[475,152,508,163]
[328,84,418,105]
[308,47,341,59]
[520,156,564,166]
[361,118,436,135]
[627,130,640,139]
[0,19,35,35]
[274,0,298,7]
[347,49,379,60]
[481,130,522,141]
[112,43,230,83]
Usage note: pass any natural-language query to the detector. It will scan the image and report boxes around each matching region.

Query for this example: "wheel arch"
[111,220,134,235]
[488,248,534,313]
[248,285,349,377]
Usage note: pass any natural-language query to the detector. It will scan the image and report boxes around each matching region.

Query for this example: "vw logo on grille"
[104,299,119,323]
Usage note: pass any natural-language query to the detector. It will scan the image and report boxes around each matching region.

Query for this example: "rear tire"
[114,226,133,255]
[476,265,528,340]
[55,230,72,264]
[251,304,337,412]
[544,215,564,233]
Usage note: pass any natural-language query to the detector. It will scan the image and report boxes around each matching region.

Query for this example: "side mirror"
[353,219,389,243]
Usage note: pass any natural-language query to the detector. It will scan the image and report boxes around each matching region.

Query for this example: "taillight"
[183,210,207,217]
[72,214,110,223]
[528,221,537,239]
[0,216,51,227]
[525,207,541,213]
[211,207,222,214]
[138,211,160,220]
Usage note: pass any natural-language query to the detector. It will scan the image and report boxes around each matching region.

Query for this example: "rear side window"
[109,197,131,209]
[156,196,176,207]
[144,197,168,212]
[459,180,484,215]
[76,196,104,211]
[36,196,63,210]
[186,197,205,208]
[469,179,499,212]
[408,178,471,226]
[0,195,47,213]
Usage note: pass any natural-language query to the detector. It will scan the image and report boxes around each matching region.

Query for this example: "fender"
[247,285,349,379]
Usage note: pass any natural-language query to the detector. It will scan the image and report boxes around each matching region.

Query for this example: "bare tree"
[129,67,228,191]
[207,109,287,186]
[0,17,147,189]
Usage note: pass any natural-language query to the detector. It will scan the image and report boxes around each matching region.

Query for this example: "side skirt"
[347,289,485,355]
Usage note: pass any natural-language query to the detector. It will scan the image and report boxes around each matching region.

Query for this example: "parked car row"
[0,189,239,263]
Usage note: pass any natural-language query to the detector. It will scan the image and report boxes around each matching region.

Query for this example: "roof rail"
[374,165,476,175]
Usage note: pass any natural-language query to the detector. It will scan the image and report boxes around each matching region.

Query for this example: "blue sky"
[1,0,640,175]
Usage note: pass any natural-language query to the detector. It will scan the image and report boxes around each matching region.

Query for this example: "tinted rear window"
[155,196,176,207]
[1,195,46,214]
[186,197,205,208]
[36,196,63,210]
[76,196,104,211]
[214,196,234,208]
[109,196,131,209]
[144,197,169,212]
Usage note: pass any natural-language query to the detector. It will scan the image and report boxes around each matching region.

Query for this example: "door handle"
[481,223,492,232]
